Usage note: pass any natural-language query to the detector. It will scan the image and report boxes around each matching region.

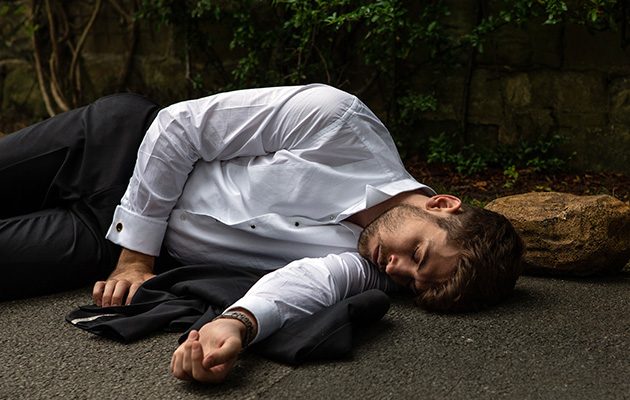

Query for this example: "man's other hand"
[170,320,244,384]
[92,248,155,307]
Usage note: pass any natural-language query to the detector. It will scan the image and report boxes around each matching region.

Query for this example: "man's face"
[357,205,459,293]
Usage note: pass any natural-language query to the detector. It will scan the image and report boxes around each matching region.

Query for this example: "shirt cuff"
[226,296,282,345]
[105,206,168,256]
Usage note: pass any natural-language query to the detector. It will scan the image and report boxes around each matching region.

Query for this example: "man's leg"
[0,207,103,299]
[0,93,160,299]
[0,113,80,219]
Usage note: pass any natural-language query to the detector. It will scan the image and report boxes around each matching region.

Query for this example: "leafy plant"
[427,132,571,176]
[503,165,519,189]
[494,134,571,172]
[398,93,438,121]
[427,133,489,176]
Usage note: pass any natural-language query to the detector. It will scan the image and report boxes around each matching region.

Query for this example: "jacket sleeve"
[226,252,399,344]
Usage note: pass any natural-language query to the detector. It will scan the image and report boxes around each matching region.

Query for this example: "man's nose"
[385,254,411,276]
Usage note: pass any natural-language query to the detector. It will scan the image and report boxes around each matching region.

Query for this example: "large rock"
[485,192,630,276]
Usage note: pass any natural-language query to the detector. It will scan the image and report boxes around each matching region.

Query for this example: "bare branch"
[0,59,30,67]
[44,0,70,111]
[108,0,133,24]
[313,44,330,84]
[55,1,70,43]
[355,72,379,97]
[48,53,70,111]
[117,15,137,91]
[69,0,102,99]
[29,1,56,117]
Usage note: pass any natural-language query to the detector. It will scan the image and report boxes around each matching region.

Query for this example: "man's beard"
[357,218,379,262]
[357,205,410,263]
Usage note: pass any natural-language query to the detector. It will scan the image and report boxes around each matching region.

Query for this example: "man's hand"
[171,309,258,384]
[92,248,156,307]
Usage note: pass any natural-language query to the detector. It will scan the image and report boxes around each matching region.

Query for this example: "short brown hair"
[414,204,524,312]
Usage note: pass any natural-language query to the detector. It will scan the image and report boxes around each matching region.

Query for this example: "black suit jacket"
[66,264,390,364]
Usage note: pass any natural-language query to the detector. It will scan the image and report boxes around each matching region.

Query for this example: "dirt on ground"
[405,159,629,206]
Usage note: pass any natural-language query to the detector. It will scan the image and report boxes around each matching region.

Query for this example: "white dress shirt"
[106,84,435,342]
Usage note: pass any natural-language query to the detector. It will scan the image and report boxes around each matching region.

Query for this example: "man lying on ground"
[0,84,523,383]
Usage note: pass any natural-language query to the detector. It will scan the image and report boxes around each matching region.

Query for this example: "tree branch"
[117,15,137,91]
[69,0,102,99]
[313,44,330,84]
[108,0,133,24]
[45,0,70,111]
[29,1,56,117]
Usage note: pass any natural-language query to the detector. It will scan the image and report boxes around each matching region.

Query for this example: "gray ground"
[1,273,628,400]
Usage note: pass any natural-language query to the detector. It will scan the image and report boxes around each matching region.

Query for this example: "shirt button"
[116,222,123,232]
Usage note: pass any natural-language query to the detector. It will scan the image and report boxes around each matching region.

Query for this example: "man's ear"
[425,194,462,214]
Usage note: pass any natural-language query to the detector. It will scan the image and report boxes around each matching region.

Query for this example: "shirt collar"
[335,178,436,224]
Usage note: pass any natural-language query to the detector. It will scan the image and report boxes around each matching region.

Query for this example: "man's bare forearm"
[115,247,155,273]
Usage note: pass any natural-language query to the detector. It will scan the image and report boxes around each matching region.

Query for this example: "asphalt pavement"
[1,273,628,400]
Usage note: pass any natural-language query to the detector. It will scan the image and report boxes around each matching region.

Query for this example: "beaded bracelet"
[213,311,255,348]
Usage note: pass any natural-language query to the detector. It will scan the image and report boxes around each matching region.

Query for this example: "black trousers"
[0,93,161,300]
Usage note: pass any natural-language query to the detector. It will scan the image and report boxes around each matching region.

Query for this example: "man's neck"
[345,189,429,228]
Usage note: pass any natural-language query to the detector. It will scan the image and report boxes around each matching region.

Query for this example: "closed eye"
[415,243,427,269]
[408,279,418,294]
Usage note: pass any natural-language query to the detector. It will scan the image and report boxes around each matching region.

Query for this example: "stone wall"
[1,2,628,173]
[414,2,630,173]
[0,2,193,123]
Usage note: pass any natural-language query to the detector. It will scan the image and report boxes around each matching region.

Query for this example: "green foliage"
[496,134,571,172]
[134,0,456,118]
[503,165,519,189]
[427,133,489,176]
[540,0,568,25]
[0,2,33,53]
[427,132,570,178]
[583,0,619,29]
[128,0,621,165]
[398,93,437,121]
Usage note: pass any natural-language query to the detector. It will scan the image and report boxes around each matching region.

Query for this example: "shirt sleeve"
[106,85,357,255]
[226,252,398,344]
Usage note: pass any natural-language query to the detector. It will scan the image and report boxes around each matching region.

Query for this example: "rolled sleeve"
[105,206,168,256]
